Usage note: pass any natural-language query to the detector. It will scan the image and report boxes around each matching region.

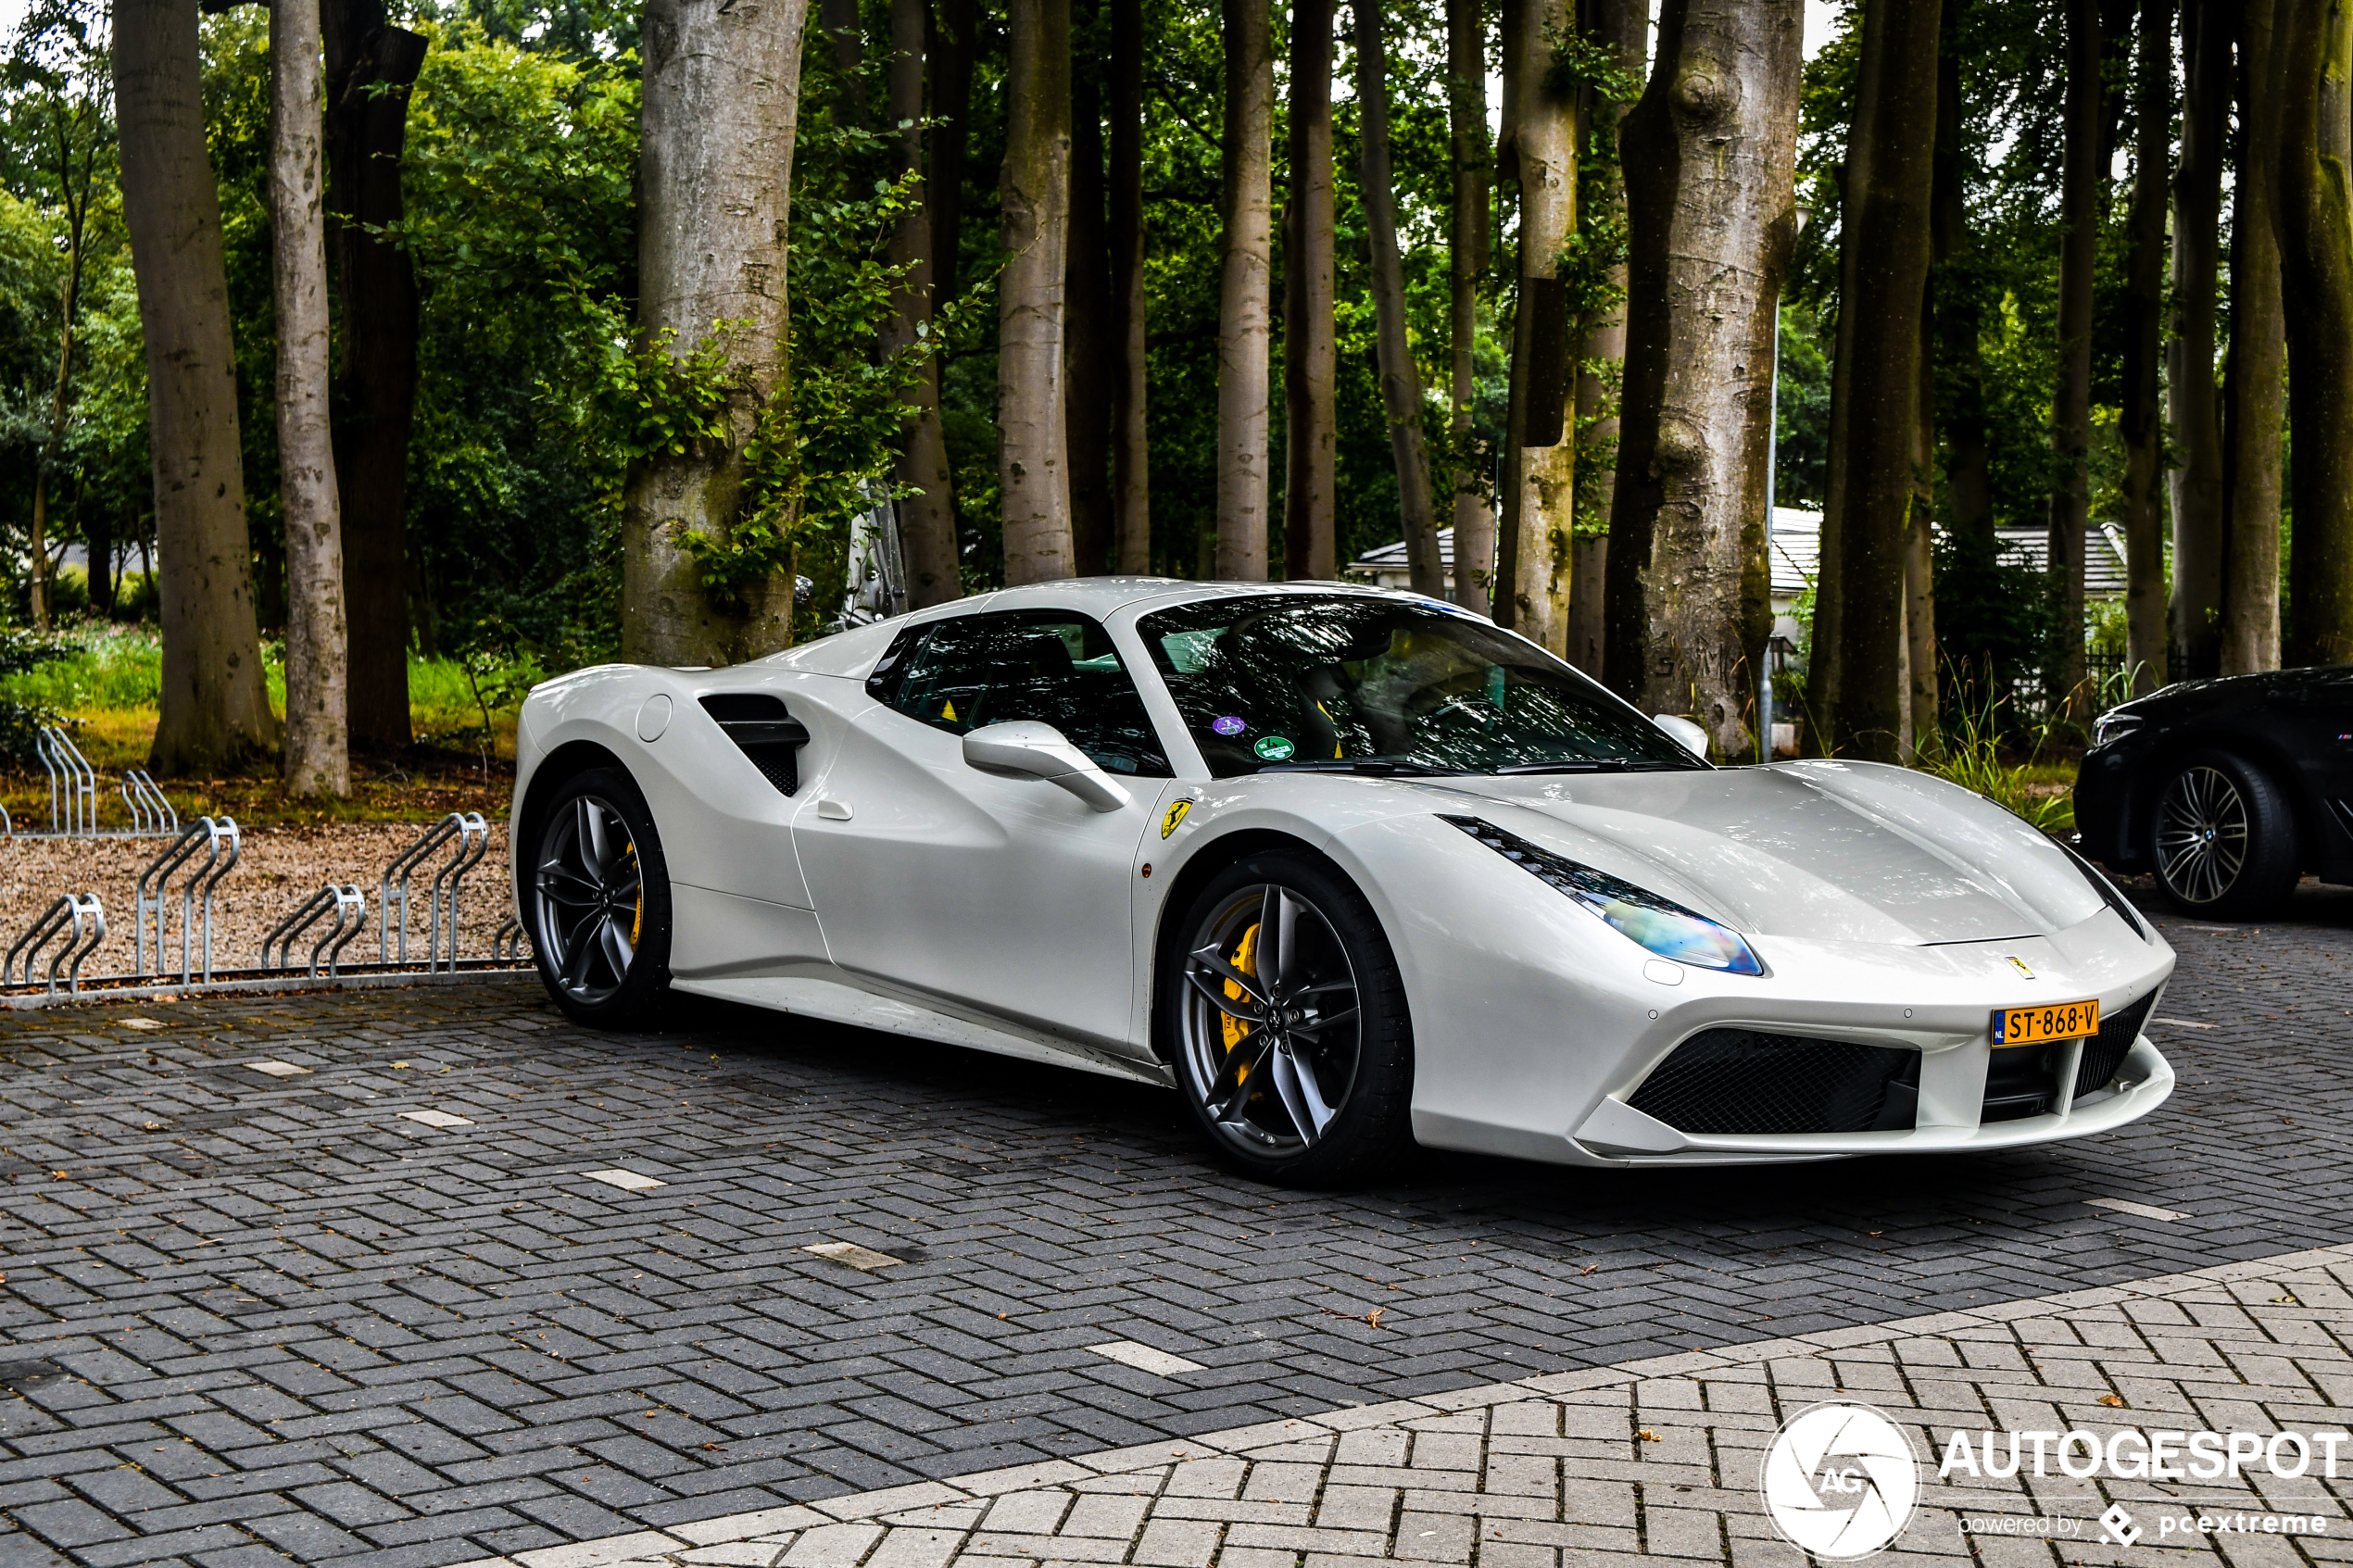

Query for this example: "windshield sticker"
[1212,715,1247,736]
[1253,735,1296,761]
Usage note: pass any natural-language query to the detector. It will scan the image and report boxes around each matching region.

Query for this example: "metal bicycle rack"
[382,812,490,972]
[134,817,241,983]
[36,725,96,835]
[6,893,105,996]
[261,884,368,978]
[492,914,532,962]
[120,771,178,836]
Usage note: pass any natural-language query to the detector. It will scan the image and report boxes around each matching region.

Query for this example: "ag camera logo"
[1760,1401,1923,1559]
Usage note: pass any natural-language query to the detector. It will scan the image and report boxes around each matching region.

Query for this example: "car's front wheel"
[527,766,674,1025]
[1161,849,1414,1185]
[2146,748,2299,920]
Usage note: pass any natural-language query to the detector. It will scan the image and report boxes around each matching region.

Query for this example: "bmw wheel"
[1163,849,1414,1185]
[528,767,673,1024]
[2146,749,2298,921]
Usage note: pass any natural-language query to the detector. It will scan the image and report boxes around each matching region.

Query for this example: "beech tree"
[1355,0,1439,598]
[1282,0,1337,582]
[1493,0,1574,650]
[117,0,278,773]
[1107,0,1150,573]
[2274,0,2353,666]
[322,0,425,753]
[2169,0,2225,676]
[1444,0,1491,613]
[2117,0,2170,696]
[1215,0,1273,579]
[1066,16,1113,574]
[1606,0,1799,756]
[999,0,1076,583]
[621,0,812,662]
[2044,0,2104,709]
[273,0,349,796]
[885,0,961,607]
[2221,0,2284,674]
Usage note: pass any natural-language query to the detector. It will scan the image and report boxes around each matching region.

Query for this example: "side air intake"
[1627,1029,1920,1135]
[699,694,810,796]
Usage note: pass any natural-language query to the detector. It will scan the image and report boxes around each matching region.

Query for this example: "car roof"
[938,576,1461,621]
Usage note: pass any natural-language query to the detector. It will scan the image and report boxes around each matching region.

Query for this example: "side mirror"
[1652,714,1711,761]
[961,721,1133,813]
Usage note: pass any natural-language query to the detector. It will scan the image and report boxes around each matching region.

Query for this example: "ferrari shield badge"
[1161,799,1192,839]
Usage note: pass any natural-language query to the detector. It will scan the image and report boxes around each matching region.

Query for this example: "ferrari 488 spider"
[510,580,2174,1184]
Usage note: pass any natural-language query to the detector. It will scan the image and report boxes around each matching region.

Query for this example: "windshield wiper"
[1257,759,1453,776]
[1492,759,1630,774]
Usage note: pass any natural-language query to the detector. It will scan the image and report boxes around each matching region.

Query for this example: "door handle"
[815,797,853,821]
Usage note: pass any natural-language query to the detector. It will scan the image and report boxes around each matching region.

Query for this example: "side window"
[884,611,1173,777]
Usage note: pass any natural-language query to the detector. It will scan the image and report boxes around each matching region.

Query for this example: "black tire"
[1159,848,1415,1186]
[2145,748,2299,920]
[524,766,674,1025]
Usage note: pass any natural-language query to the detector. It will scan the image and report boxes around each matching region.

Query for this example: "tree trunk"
[885,0,962,608]
[2169,0,2226,678]
[1107,0,1151,573]
[820,0,869,119]
[1567,0,1643,674]
[1808,159,1854,745]
[928,0,975,306]
[1495,0,1575,649]
[2047,0,2102,710]
[1066,40,1114,576]
[88,508,113,617]
[1000,0,1076,583]
[117,0,280,775]
[29,119,94,636]
[1605,0,1796,757]
[323,0,425,754]
[1215,0,1274,578]
[2275,0,2353,666]
[1446,0,1492,612]
[623,0,812,663]
[1356,0,1441,598]
[2120,0,2171,696]
[2221,0,2284,674]
[1282,0,1337,582]
[1905,312,1937,753]
[1931,12,1993,550]
[1818,0,1934,762]
[274,0,350,797]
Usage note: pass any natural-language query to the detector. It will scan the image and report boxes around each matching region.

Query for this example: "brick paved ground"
[444,1242,2353,1568]
[0,880,2346,1567]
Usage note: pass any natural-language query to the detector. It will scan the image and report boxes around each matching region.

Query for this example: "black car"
[2074,664,2353,919]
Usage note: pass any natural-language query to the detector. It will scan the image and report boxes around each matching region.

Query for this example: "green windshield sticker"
[1253,734,1296,761]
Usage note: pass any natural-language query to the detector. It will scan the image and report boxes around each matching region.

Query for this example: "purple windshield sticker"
[1211,715,1247,736]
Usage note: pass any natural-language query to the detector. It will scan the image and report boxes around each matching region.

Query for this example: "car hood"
[1420,759,2107,945]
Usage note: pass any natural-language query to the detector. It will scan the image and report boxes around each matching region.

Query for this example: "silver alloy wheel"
[534,796,643,1004]
[2154,764,2248,906]
[1177,884,1362,1154]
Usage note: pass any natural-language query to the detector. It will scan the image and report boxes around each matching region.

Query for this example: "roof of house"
[1347,510,2132,601]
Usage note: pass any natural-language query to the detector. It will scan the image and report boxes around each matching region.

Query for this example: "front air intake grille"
[699,694,810,797]
[2073,990,2157,1098]
[1627,1030,1921,1135]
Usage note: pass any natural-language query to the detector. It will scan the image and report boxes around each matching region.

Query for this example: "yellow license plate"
[1994,998,2100,1047]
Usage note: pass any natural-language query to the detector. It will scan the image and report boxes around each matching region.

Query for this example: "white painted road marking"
[399,1109,473,1128]
[247,1060,311,1077]
[2153,1016,2217,1030]
[582,1168,666,1191]
[804,1241,904,1271]
[2088,1197,2188,1222]
[1087,1340,1205,1376]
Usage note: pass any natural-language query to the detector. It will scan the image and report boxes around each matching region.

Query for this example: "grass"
[1918,688,2076,834]
[0,621,521,827]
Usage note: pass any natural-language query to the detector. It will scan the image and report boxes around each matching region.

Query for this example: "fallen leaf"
[390,1061,409,1069]
[1366,1309,1385,1329]
[2097,1395,2124,1408]
[1580,1264,1598,1275]
[1639,1429,1661,1442]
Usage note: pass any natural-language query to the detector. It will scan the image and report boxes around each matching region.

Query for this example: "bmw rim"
[534,796,643,1004]
[1178,884,1362,1155]
[2155,764,2247,906]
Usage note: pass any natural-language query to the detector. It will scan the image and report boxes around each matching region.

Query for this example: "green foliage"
[0,626,70,761]
[1925,680,2073,834]
[1933,526,2057,701]
[1773,305,1831,508]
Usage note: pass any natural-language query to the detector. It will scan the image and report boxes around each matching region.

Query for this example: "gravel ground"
[0,819,519,981]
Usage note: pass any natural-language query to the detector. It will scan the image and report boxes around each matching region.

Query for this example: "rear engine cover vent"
[1629,1029,1921,1135]
[699,694,810,797]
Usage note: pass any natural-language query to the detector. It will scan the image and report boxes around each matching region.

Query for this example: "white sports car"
[510,580,2176,1184]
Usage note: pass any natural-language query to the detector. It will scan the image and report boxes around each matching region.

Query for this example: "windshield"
[1137,595,1708,777]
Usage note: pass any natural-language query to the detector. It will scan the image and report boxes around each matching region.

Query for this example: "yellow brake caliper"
[1221,922,1262,1077]
[629,844,643,946]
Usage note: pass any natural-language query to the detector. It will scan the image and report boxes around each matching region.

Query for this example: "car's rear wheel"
[1162,849,1414,1185]
[528,767,673,1025]
[2146,749,2298,920]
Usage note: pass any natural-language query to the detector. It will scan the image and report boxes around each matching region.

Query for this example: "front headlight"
[1443,815,1766,975]
[2091,709,2145,749]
